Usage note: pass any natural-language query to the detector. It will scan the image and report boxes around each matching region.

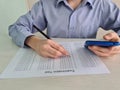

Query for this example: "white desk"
[0,35,120,90]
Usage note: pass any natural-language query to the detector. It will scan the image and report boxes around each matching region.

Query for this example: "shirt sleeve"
[100,0,120,36]
[8,0,47,47]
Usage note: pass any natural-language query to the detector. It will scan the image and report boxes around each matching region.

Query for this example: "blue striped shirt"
[9,0,120,47]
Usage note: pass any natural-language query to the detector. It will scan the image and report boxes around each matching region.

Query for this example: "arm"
[88,0,120,57]
[100,0,120,36]
[8,0,47,47]
[8,1,68,58]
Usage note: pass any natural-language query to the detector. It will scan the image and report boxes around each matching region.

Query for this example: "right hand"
[25,36,69,58]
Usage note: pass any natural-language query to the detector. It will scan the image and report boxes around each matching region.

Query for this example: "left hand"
[88,32,120,57]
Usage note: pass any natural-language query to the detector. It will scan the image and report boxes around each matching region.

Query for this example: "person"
[9,0,120,58]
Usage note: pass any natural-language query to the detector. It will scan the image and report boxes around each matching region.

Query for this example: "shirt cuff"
[12,31,34,48]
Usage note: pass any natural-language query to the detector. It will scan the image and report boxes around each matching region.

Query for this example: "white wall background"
[0,0,27,42]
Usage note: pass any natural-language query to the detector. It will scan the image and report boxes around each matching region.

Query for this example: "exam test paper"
[0,41,110,78]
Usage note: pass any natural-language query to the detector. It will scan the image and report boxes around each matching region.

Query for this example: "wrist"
[25,35,41,49]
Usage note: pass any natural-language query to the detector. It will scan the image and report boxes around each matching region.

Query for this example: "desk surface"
[0,35,120,90]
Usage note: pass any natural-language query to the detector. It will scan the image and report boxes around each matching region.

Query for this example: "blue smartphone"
[84,40,120,48]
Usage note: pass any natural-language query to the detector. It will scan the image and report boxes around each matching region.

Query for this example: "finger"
[88,46,110,56]
[54,44,69,55]
[88,46,120,57]
[40,48,62,58]
[39,43,63,58]
[48,40,69,55]
[47,45,63,57]
[91,49,111,57]
[88,46,112,56]
[88,46,110,53]
[103,32,120,42]
[42,51,60,58]
[108,46,120,54]
[93,49,119,57]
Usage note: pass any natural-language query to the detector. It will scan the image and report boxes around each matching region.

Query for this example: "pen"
[33,25,50,39]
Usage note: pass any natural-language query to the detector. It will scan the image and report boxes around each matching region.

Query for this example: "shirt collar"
[84,0,94,8]
[56,0,65,6]
[56,0,94,8]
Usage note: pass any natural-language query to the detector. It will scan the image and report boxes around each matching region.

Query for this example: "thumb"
[103,32,120,42]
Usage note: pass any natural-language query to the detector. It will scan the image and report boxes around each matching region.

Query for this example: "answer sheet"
[0,41,110,78]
